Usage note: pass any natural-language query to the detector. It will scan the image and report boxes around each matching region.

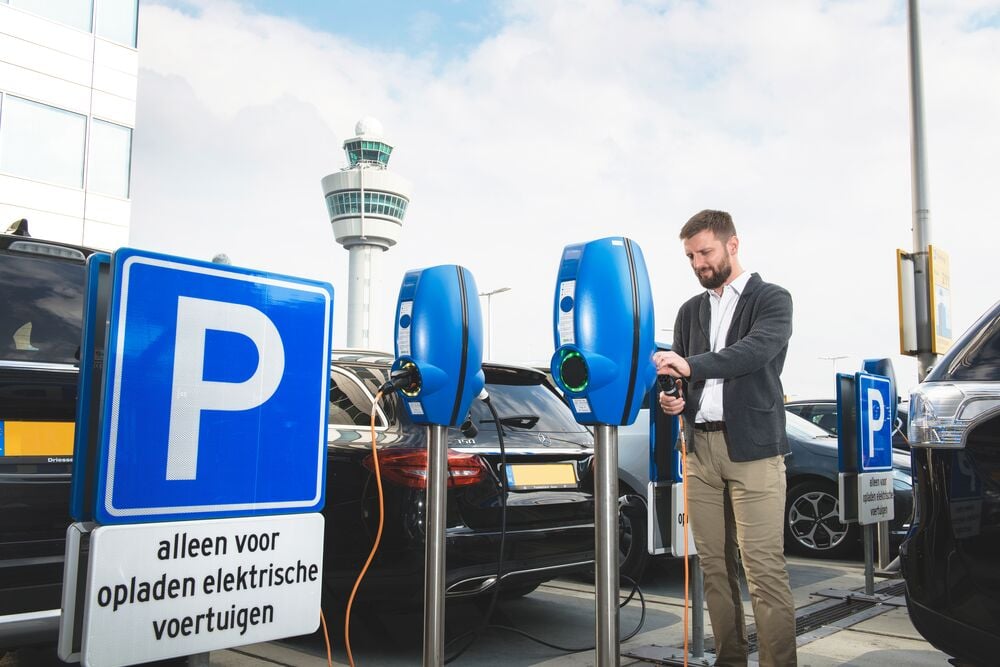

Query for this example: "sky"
[128,0,1000,401]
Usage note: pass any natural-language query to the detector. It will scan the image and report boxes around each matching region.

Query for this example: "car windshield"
[785,410,835,439]
[0,251,85,365]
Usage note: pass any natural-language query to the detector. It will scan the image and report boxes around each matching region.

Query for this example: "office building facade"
[0,0,138,248]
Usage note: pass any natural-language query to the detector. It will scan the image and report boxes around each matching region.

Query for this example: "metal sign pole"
[424,424,449,666]
[594,424,621,667]
[863,524,875,596]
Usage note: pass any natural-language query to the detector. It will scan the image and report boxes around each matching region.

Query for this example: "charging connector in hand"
[657,374,682,399]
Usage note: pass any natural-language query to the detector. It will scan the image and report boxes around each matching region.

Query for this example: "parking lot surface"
[1,555,949,666]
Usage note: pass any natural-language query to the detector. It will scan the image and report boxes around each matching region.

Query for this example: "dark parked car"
[902,300,1000,665]
[782,411,912,559]
[0,232,597,651]
[786,398,910,450]
[0,232,92,651]
[322,352,596,604]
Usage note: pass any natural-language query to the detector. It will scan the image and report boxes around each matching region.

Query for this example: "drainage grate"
[706,581,909,654]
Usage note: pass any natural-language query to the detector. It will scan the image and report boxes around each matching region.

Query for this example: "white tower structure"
[322,118,412,349]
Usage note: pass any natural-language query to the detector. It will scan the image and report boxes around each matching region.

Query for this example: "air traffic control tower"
[322,118,412,348]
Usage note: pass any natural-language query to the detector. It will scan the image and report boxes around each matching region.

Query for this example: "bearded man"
[655,209,797,666]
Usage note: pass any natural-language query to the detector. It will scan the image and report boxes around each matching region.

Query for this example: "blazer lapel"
[698,293,711,352]
[727,273,761,345]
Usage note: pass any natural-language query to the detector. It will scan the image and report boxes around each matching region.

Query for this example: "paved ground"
[0,555,953,666]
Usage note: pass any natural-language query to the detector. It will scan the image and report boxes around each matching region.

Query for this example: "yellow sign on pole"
[927,245,952,355]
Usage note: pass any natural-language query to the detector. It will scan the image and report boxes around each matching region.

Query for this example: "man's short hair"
[679,209,737,242]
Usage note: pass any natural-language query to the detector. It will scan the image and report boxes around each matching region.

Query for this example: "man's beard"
[696,254,732,289]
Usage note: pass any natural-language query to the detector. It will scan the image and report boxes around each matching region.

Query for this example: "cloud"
[131,0,1000,399]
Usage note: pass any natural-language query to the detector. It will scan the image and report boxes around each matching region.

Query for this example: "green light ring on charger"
[559,349,589,393]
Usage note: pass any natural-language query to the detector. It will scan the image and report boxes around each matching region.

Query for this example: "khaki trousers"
[686,429,797,667]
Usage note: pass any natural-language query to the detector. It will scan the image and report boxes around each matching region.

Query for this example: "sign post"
[60,249,334,666]
[837,371,894,596]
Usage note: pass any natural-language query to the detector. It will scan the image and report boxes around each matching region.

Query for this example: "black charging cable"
[445,391,649,660]
[445,389,508,663]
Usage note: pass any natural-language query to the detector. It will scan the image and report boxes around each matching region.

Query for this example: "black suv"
[0,233,598,650]
[902,300,1000,664]
[0,233,93,650]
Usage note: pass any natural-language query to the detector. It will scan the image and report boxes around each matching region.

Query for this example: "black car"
[321,352,596,604]
[786,398,910,450]
[0,233,93,650]
[0,232,597,651]
[901,300,1000,664]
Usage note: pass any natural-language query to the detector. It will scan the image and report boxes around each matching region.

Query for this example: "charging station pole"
[392,265,485,667]
[594,424,620,664]
[424,423,449,665]
[551,237,657,667]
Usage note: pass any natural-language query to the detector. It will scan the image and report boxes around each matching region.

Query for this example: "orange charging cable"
[344,390,387,667]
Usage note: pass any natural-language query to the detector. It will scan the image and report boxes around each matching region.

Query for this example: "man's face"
[683,229,735,290]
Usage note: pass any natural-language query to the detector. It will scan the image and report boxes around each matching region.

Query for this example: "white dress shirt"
[696,270,751,423]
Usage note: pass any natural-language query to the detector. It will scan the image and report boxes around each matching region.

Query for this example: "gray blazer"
[672,273,793,462]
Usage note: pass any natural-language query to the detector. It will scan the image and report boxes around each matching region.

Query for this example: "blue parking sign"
[856,373,893,472]
[93,249,333,524]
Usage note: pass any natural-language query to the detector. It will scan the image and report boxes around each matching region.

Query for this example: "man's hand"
[653,350,691,378]
[658,379,686,416]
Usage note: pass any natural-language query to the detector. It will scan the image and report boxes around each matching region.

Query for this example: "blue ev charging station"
[392,264,484,666]
[551,237,656,667]
[835,363,896,596]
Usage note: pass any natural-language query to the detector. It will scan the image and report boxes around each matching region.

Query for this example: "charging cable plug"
[380,362,422,395]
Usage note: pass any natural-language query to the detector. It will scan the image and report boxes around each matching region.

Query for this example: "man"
[655,209,796,667]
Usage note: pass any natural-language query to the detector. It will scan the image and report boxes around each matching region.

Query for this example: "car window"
[0,251,85,365]
[943,316,1000,381]
[329,368,385,428]
[785,410,834,439]
[469,381,588,433]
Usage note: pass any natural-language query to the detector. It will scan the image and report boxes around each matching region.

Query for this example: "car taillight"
[363,449,488,489]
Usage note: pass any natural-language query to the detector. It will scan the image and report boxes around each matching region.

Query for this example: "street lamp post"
[820,355,848,375]
[479,287,511,361]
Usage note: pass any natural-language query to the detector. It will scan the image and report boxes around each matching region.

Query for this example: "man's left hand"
[653,350,691,378]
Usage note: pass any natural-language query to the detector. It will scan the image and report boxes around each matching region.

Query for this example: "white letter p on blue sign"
[866,387,885,461]
[167,297,285,480]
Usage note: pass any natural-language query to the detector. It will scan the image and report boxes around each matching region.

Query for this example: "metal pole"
[877,521,892,570]
[594,424,620,666]
[486,293,493,361]
[691,556,705,658]
[907,0,936,381]
[863,524,875,596]
[423,424,448,666]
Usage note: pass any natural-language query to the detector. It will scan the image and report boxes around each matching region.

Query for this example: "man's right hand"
[658,380,685,416]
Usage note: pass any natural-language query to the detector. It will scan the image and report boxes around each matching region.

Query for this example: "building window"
[0,95,87,188]
[88,119,132,198]
[96,0,138,47]
[10,0,94,32]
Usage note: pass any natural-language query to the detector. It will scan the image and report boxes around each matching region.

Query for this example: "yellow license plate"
[0,421,75,457]
[505,462,578,490]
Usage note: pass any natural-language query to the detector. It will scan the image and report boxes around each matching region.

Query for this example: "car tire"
[785,479,858,559]
[618,486,649,583]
